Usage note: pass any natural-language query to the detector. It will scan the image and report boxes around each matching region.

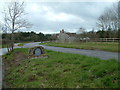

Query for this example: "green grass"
[40,42,119,52]
[3,48,120,88]
[0,44,1,48]
[17,43,24,46]
[0,44,8,48]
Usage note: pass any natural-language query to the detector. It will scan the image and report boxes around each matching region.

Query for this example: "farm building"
[57,29,77,43]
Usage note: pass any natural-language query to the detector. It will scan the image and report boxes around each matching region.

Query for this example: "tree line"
[77,27,120,39]
[2,31,55,42]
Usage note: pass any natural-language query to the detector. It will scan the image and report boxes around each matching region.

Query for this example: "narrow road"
[41,45,119,61]
[0,42,119,60]
[23,42,119,61]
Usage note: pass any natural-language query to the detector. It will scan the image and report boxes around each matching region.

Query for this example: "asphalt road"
[23,42,119,61]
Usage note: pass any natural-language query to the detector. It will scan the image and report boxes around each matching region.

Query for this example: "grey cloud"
[26,2,115,33]
[1,2,114,34]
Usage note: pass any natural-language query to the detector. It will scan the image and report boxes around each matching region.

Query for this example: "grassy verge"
[40,42,119,52]
[3,48,120,88]
[17,43,24,46]
[1,44,8,48]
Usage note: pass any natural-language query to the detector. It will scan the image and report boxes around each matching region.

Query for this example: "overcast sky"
[0,0,118,34]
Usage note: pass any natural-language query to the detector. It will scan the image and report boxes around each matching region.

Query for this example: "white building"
[58,29,77,43]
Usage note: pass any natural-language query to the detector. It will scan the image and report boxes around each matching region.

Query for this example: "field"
[17,43,24,46]
[40,42,119,52]
[0,44,11,48]
[3,48,120,88]
[0,44,8,48]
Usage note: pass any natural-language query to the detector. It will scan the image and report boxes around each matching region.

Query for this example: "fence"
[90,38,120,42]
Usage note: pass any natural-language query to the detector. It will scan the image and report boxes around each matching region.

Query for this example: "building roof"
[58,29,77,37]
[66,33,76,37]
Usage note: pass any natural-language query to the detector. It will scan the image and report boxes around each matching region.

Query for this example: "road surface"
[23,42,119,61]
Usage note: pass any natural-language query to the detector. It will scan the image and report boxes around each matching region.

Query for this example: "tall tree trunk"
[7,45,10,52]
[11,32,14,51]
[11,17,15,51]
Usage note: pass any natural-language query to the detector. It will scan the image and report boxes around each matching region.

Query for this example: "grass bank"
[0,44,8,48]
[0,45,1,48]
[40,42,119,52]
[3,48,120,88]
[17,43,24,46]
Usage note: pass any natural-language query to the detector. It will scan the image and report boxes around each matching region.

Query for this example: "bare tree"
[3,1,32,51]
[77,27,86,34]
[118,1,120,30]
[97,2,118,31]
[96,15,106,30]
[76,27,88,42]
